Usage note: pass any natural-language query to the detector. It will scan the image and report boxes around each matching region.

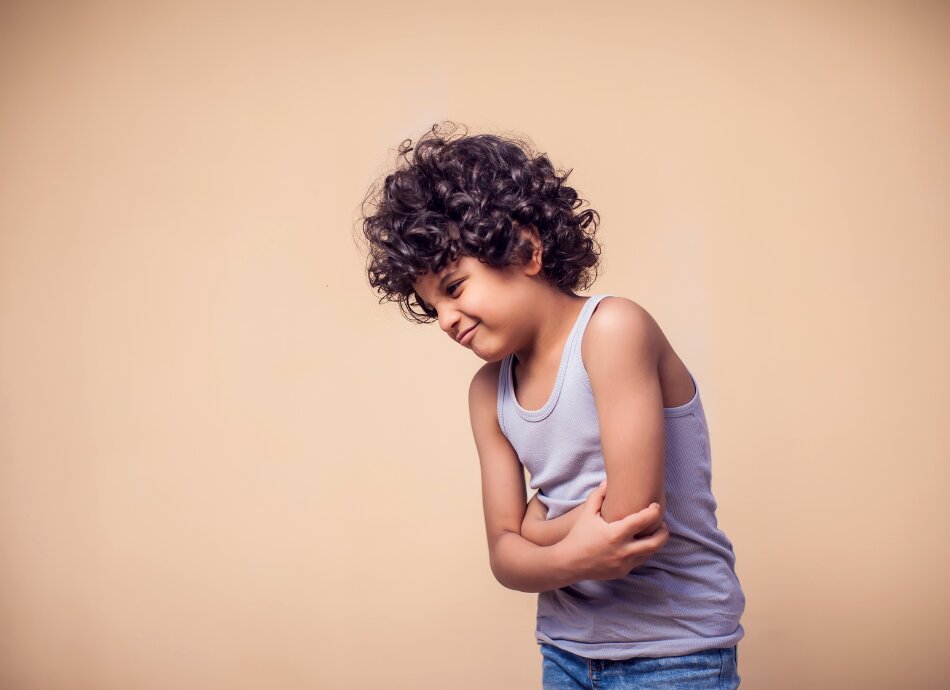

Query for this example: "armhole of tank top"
[496,356,509,438]
[576,296,702,417]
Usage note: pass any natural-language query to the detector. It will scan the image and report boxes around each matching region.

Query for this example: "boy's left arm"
[583,298,667,524]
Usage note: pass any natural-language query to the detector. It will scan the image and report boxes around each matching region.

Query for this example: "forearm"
[490,531,582,593]
[522,503,584,547]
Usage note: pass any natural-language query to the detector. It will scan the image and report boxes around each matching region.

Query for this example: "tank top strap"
[567,294,614,362]
[496,294,614,432]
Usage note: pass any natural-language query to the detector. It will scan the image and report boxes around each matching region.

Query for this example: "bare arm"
[469,364,669,592]
[520,493,584,547]
[469,364,588,592]
[521,488,663,547]
[583,299,668,523]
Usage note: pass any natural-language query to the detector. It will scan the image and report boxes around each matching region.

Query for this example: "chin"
[473,348,505,363]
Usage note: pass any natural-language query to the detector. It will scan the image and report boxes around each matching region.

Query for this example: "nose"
[438,306,461,339]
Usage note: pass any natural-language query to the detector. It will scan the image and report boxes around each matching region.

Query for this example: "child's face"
[412,254,538,362]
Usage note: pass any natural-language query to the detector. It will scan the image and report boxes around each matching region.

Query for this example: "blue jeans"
[540,643,740,689]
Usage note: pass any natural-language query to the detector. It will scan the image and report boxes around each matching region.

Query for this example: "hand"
[558,479,669,581]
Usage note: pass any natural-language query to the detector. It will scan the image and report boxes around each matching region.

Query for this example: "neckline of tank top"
[504,295,703,421]
[505,294,613,421]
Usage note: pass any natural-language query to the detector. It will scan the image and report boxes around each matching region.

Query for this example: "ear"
[519,224,543,277]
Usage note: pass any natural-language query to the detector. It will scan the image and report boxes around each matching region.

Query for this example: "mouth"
[457,323,479,345]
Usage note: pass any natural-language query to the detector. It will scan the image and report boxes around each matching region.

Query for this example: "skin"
[411,228,692,592]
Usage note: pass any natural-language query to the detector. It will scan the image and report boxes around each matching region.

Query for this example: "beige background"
[1,1,948,688]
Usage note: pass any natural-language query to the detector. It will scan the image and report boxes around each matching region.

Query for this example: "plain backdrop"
[1,1,948,688]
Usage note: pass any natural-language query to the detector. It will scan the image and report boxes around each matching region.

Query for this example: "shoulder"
[469,359,503,397]
[468,360,513,451]
[586,296,661,350]
[583,296,662,369]
[468,360,504,418]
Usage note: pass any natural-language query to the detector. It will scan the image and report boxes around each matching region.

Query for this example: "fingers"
[632,507,665,537]
[612,502,664,539]
[624,521,670,558]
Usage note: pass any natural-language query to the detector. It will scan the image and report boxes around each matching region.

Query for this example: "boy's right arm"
[521,493,583,547]
[469,363,671,593]
[468,362,583,593]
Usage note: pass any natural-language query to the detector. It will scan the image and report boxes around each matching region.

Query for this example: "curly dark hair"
[356,121,602,323]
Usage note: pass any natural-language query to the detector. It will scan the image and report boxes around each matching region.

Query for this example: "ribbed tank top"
[496,294,745,660]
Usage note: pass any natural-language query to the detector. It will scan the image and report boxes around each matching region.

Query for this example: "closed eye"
[414,293,437,316]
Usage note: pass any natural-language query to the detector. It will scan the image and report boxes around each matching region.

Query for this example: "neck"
[512,289,589,372]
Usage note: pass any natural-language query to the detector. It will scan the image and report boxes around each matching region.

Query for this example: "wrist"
[523,514,546,544]
[550,539,583,584]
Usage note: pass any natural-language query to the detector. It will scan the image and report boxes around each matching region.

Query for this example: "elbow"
[489,561,531,593]
[491,567,540,593]
[488,560,511,590]
[487,533,517,592]
[494,573,528,593]
[488,533,542,594]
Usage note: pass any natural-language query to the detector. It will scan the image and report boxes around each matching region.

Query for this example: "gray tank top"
[496,294,745,660]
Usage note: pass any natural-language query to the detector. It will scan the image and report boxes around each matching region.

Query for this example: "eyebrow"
[439,270,459,294]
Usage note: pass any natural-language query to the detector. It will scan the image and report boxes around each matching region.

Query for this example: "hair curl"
[356,121,602,323]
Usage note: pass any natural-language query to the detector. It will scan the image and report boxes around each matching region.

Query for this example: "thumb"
[585,479,608,512]
[615,502,662,538]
